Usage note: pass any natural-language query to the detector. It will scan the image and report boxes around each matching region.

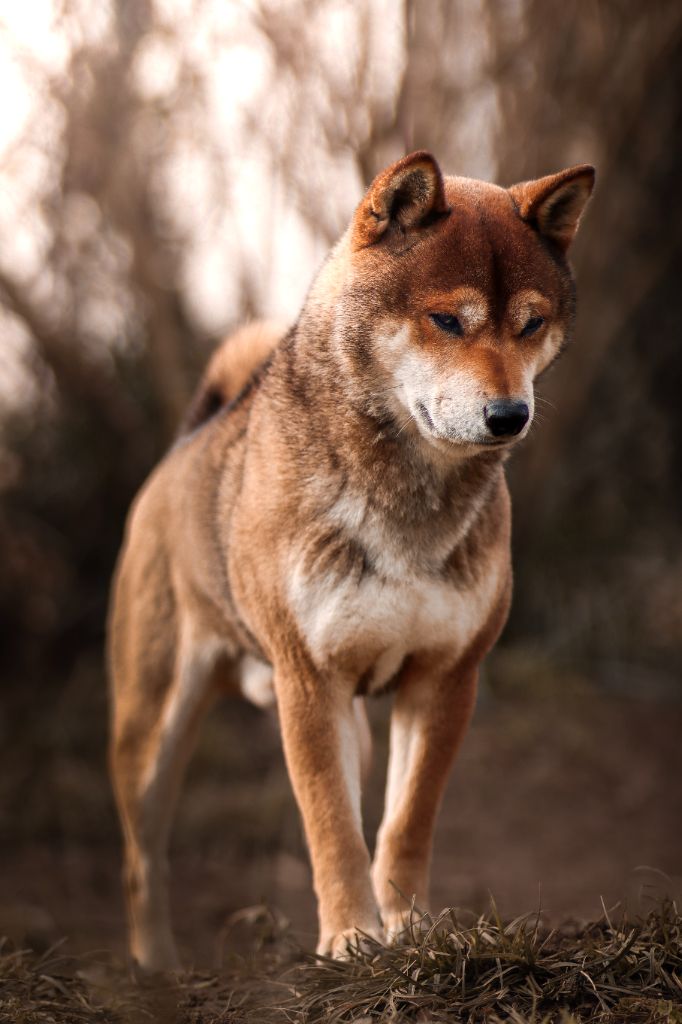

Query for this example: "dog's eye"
[520,316,545,337]
[430,313,463,336]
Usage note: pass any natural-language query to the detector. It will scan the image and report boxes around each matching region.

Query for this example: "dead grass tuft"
[282,900,682,1023]
[1,901,681,1023]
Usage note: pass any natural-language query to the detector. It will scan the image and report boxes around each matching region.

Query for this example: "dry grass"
[1,901,681,1023]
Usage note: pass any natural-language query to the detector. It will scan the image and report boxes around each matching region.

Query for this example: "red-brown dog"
[108,151,594,969]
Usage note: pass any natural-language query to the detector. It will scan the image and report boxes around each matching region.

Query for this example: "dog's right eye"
[430,313,463,336]
[520,315,545,337]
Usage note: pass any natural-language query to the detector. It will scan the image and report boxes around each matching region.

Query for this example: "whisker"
[395,413,414,438]
[535,395,557,412]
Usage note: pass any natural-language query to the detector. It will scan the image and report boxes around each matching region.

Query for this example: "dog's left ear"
[352,150,449,249]
[509,165,595,252]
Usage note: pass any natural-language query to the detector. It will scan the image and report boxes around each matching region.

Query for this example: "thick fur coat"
[108,151,594,968]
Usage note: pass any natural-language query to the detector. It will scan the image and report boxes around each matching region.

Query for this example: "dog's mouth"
[478,436,518,447]
[416,401,435,431]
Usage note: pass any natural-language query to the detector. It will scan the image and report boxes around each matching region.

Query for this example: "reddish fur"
[108,152,594,968]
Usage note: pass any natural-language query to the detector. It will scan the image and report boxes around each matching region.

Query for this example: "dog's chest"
[287,507,502,690]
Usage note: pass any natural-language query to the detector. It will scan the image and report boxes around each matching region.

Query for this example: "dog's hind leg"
[110,612,220,971]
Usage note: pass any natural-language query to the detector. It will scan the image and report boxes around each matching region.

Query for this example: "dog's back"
[109,318,284,708]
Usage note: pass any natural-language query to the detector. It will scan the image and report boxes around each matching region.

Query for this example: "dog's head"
[321,151,594,456]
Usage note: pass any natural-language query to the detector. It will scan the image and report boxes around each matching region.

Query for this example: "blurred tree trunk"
[488,0,682,533]
[63,0,195,440]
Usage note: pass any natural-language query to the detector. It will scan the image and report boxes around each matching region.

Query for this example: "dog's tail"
[181,320,284,434]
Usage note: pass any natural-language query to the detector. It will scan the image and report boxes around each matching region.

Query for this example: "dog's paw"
[317,924,384,960]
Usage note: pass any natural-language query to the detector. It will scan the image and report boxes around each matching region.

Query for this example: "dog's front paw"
[317,924,384,960]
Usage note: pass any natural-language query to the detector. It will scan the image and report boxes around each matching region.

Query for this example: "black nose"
[484,399,529,437]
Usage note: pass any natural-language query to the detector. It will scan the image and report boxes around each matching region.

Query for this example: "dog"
[108,150,594,969]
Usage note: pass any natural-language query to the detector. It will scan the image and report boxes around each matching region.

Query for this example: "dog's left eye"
[431,313,463,336]
[520,316,545,337]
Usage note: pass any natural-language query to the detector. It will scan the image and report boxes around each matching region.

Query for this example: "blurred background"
[0,0,680,965]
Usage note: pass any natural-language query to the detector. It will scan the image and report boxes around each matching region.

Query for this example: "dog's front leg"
[274,655,381,956]
[371,657,478,940]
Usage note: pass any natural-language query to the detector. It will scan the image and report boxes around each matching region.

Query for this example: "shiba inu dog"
[108,151,594,969]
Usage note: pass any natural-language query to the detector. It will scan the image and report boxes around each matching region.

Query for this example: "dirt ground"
[1,657,680,969]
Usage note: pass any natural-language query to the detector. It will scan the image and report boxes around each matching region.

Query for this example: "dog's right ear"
[351,151,449,249]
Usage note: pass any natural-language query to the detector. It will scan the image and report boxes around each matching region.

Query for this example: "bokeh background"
[1,0,680,965]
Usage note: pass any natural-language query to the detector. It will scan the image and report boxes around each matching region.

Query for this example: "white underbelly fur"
[288,549,502,690]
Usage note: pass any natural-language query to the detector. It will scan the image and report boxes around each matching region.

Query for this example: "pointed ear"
[352,150,449,249]
[509,165,595,252]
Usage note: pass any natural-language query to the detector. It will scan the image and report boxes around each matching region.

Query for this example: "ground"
[1,654,680,972]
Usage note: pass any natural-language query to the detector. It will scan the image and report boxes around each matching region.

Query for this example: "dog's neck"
[272,317,505,562]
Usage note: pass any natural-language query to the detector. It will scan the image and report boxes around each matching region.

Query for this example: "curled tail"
[181,320,284,433]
